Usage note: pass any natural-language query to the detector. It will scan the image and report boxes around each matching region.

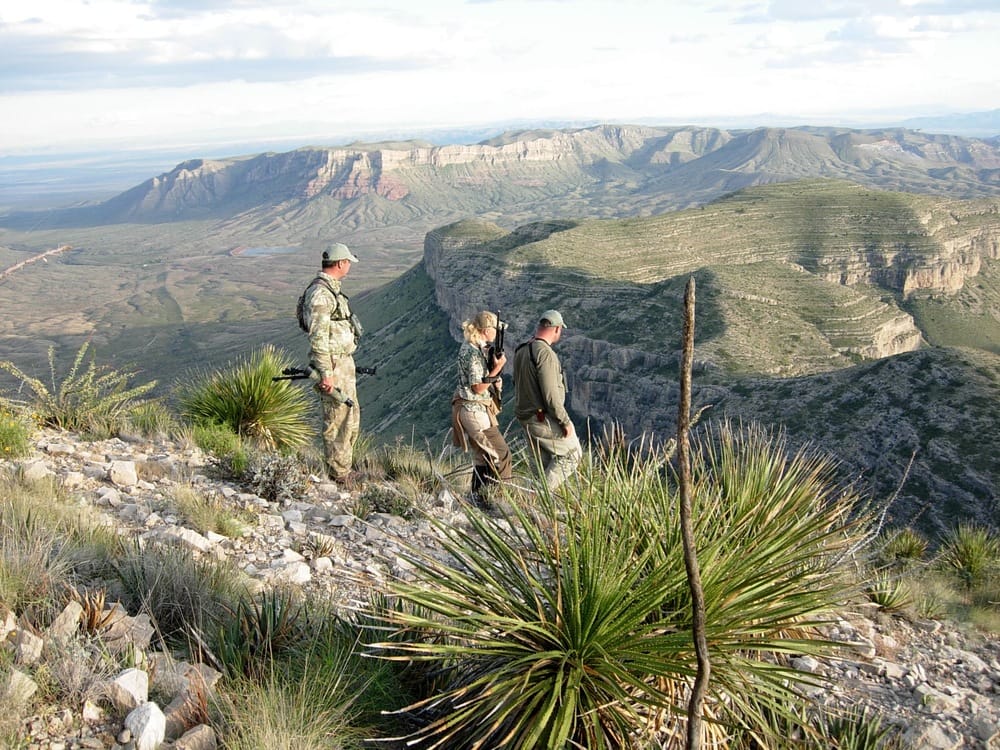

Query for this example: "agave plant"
[369,421,865,749]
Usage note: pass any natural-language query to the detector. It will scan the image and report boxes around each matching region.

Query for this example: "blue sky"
[1,0,999,154]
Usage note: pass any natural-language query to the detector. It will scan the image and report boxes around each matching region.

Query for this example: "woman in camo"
[450,310,513,505]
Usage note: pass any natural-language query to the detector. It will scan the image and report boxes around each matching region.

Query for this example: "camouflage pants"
[519,413,582,491]
[316,355,360,479]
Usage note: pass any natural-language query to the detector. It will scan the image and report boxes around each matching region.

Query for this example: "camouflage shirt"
[306,272,357,377]
[455,341,492,412]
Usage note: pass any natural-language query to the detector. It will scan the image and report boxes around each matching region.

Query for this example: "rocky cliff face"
[808,218,1000,296]
[416,187,1000,535]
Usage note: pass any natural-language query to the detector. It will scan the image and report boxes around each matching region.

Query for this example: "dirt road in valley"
[0,245,72,282]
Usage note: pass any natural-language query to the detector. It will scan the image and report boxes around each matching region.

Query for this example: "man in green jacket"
[513,309,582,490]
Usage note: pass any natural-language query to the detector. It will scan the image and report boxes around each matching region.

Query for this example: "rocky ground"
[2,429,999,749]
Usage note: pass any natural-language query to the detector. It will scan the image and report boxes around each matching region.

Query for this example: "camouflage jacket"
[454,341,492,412]
[305,272,357,377]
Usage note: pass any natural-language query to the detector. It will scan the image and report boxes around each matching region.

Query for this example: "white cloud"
[0,0,998,153]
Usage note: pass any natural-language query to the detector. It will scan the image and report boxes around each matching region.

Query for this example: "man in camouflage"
[305,243,362,483]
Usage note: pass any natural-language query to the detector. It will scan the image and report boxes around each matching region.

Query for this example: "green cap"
[539,309,566,328]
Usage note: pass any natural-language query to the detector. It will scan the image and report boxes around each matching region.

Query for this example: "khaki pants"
[317,355,360,478]
[456,406,512,488]
[520,413,582,491]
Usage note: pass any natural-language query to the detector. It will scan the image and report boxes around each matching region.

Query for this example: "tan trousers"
[456,406,512,482]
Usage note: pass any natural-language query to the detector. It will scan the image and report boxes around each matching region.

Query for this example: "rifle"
[272,364,377,408]
[483,310,506,410]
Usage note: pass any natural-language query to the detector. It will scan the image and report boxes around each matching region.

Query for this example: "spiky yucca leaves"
[370,422,864,749]
[215,589,308,679]
[176,345,311,452]
[0,341,156,436]
[938,523,1000,590]
[878,528,928,570]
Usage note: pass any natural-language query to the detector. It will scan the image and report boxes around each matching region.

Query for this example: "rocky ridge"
[2,429,1000,748]
[15,124,1000,229]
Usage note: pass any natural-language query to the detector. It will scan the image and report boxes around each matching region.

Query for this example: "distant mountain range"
[5,124,999,234]
[2,123,999,538]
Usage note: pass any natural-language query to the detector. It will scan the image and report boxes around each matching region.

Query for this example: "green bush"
[0,410,32,459]
[370,422,864,748]
[172,485,249,538]
[176,345,311,452]
[190,422,249,476]
[0,341,156,436]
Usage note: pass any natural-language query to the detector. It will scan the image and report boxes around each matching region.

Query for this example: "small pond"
[234,246,300,257]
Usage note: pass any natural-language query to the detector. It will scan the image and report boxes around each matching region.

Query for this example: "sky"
[1,0,1000,156]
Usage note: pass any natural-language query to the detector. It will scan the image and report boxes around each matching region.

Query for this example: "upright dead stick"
[678,277,710,749]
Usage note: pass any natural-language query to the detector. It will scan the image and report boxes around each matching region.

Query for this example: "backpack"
[296,275,337,333]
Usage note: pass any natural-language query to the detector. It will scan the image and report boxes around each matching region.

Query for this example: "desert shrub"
[354,483,416,519]
[213,668,366,750]
[0,341,156,437]
[0,507,72,624]
[171,485,249,538]
[176,345,311,452]
[370,421,864,749]
[0,470,124,621]
[213,594,418,748]
[0,409,32,459]
[190,421,249,476]
[245,450,308,504]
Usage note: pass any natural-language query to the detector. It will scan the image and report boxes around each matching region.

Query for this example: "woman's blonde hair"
[462,310,497,344]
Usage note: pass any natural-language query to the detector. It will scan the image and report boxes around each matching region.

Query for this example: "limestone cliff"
[420,181,1000,446]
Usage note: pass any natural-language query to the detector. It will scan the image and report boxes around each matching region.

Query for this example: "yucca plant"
[369,421,864,749]
[864,570,912,614]
[215,589,308,679]
[812,706,902,749]
[176,345,311,452]
[878,528,928,570]
[0,341,156,436]
[938,523,1000,590]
